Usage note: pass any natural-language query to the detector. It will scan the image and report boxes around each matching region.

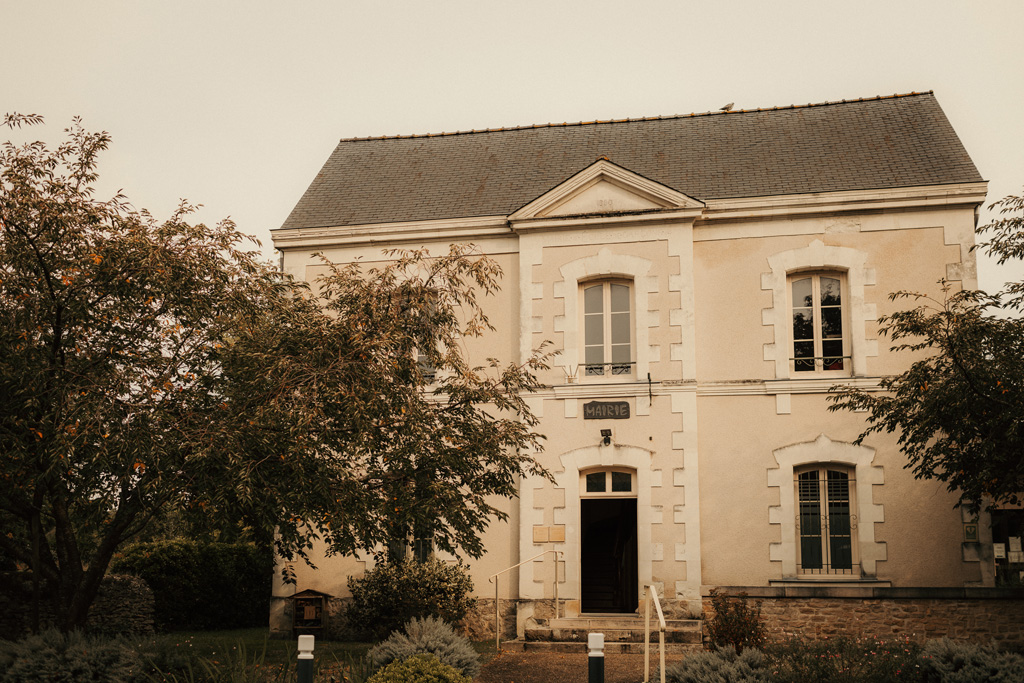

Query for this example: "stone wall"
[704,586,1024,646]
[0,573,154,640]
[269,595,520,641]
[460,598,519,641]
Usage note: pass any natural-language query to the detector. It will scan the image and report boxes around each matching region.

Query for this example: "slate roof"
[280,92,982,230]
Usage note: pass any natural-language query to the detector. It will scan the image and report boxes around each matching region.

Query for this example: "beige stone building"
[270,92,1022,643]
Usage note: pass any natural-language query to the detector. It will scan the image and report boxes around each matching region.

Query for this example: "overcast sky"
[3,0,1022,291]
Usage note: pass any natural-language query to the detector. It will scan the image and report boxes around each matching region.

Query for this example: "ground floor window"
[796,466,857,574]
[991,509,1024,587]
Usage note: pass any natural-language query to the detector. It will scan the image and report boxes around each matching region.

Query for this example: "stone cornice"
[698,182,988,225]
[272,182,988,251]
[510,207,704,233]
[271,215,510,250]
[527,376,881,399]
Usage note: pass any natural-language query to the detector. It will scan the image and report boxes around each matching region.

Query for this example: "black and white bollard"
[297,634,315,683]
[588,632,605,683]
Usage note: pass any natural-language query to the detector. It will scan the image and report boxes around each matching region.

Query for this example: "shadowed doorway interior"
[580,496,638,613]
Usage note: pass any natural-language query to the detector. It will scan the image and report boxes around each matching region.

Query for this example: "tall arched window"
[790,273,848,374]
[582,280,633,377]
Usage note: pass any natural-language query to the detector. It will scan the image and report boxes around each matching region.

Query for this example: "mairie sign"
[583,401,630,420]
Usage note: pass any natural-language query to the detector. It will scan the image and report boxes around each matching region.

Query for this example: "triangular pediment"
[510,158,704,222]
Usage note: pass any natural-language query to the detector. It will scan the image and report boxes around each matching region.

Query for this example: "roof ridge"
[338,91,935,143]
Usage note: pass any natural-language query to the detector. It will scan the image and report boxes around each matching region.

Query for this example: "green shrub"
[919,638,1024,682]
[768,635,923,683]
[704,588,767,654]
[366,653,470,683]
[133,635,198,679]
[0,629,136,683]
[367,616,480,679]
[111,539,272,631]
[345,559,474,641]
[663,647,769,683]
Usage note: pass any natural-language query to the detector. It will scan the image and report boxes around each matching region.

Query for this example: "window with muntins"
[581,468,636,497]
[791,273,847,373]
[583,280,633,377]
[796,466,857,574]
[415,349,436,384]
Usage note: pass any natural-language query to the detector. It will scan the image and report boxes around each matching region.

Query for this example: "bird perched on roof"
[720,103,734,111]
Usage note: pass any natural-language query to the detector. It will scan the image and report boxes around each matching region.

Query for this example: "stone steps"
[517,615,704,652]
[501,639,702,654]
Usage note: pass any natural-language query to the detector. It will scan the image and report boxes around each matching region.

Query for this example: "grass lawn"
[142,628,500,679]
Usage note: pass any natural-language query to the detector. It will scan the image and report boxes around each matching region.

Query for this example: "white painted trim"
[273,183,987,251]
[512,209,704,233]
[695,377,882,396]
[767,434,886,579]
[522,444,655,609]
[558,249,653,380]
[762,240,876,380]
[700,182,987,224]
[509,158,704,221]
[272,215,511,249]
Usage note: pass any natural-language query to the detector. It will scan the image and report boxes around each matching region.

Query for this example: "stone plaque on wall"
[583,401,630,420]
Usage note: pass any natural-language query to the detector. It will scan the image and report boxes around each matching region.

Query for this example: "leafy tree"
[216,246,552,568]
[0,114,548,631]
[829,190,1024,513]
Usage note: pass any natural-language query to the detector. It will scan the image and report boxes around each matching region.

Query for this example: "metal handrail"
[643,584,667,683]
[487,549,563,650]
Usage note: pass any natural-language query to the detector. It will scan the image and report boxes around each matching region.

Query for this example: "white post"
[588,632,605,683]
[297,634,314,683]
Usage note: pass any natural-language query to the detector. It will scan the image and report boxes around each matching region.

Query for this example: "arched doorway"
[580,468,638,613]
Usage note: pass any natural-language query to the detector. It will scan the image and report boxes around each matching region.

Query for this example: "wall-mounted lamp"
[600,429,612,446]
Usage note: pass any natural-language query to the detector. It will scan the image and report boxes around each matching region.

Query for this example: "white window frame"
[555,250,654,383]
[788,272,850,376]
[580,467,637,498]
[768,434,886,580]
[762,240,877,380]
[794,464,858,575]
[580,279,635,379]
[414,348,437,384]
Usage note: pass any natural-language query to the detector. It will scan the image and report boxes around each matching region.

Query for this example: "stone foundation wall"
[705,586,1024,646]
[460,599,519,641]
[269,596,520,641]
[0,573,154,640]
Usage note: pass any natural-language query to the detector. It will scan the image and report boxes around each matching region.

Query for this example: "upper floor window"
[796,465,857,575]
[415,349,436,384]
[582,280,633,377]
[791,273,847,374]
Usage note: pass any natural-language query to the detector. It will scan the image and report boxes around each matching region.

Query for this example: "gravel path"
[475,650,686,683]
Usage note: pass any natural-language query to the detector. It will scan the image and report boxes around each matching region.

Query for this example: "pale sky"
[3,0,1022,291]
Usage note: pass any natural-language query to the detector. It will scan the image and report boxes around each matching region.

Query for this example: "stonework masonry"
[704,586,1024,646]
[0,573,154,639]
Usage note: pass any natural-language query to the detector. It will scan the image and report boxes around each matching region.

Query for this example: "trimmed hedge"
[110,539,272,631]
